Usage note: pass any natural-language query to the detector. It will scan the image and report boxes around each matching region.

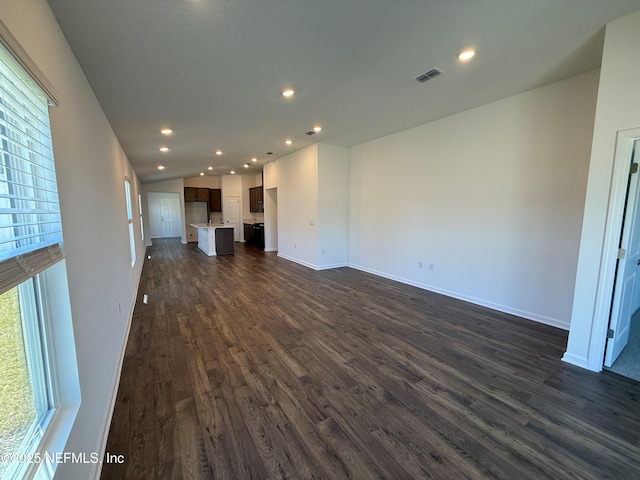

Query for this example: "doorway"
[148,192,182,238]
[605,139,640,379]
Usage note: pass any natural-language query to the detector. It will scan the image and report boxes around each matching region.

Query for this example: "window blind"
[125,178,136,265]
[125,178,133,221]
[0,42,63,294]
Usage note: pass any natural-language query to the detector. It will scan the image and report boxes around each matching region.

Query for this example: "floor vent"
[416,68,444,83]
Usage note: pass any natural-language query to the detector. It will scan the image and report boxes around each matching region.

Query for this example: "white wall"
[264,187,278,252]
[349,70,599,329]
[264,159,279,189]
[1,0,146,478]
[271,145,320,267]
[318,144,349,268]
[265,144,349,269]
[565,10,640,370]
[141,178,187,245]
[183,175,222,188]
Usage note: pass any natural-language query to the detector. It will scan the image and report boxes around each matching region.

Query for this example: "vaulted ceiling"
[46,0,640,183]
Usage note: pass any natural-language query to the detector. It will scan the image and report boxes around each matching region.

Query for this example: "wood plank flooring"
[101,238,640,479]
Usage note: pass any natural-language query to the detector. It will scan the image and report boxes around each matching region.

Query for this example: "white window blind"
[138,193,144,241]
[0,42,63,293]
[125,178,136,265]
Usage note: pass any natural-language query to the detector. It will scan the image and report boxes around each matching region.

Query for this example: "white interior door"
[605,140,640,367]
[223,195,240,241]
[148,192,182,238]
[161,197,182,237]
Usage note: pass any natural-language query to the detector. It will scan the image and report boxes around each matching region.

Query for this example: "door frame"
[578,128,640,371]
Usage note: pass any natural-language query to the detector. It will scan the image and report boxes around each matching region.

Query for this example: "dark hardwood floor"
[101,238,640,479]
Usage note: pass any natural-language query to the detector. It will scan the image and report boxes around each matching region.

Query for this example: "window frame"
[1,262,79,480]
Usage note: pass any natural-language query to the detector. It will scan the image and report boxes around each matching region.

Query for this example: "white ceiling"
[46,0,640,184]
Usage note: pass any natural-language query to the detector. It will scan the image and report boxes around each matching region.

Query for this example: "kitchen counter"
[191,223,229,229]
[190,224,234,256]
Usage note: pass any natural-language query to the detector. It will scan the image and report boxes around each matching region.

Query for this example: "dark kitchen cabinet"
[209,189,222,212]
[243,223,254,244]
[196,188,209,202]
[254,224,264,250]
[214,228,234,255]
[249,186,263,213]
[184,187,197,202]
[243,222,264,250]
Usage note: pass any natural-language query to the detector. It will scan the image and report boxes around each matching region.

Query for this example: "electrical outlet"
[429,263,435,271]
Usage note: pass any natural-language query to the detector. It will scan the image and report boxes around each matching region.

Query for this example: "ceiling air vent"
[305,130,316,136]
[416,68,444,83]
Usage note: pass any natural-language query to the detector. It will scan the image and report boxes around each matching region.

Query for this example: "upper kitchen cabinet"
[184,187,197,202]
[209,189,222,212]
[185,187,214,204]
[196,188,209,202]
[249,186,264,213]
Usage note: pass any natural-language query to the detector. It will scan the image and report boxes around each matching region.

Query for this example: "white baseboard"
[264,247,278,252]
[561,352,594,370]
[277,253,346,271]
[316,262,348,271]
[277,253,317,270]
[348,263,570,331]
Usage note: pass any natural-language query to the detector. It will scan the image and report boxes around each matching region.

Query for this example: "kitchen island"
[190,224,235,256]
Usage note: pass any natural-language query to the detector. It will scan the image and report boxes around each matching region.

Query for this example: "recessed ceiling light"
[230,170,236,175]
[458,49,476,62]
[160,128,173,135]
[244,164,249,168]
[281,88,295,97]
[313,125,322,133]
[285,139,293,145]
[207,166,213,171]
[159,146,169,152]
[200,172,204,176]
[215,150,223,155]
[251,157,258,162]
[157,165,165,170]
